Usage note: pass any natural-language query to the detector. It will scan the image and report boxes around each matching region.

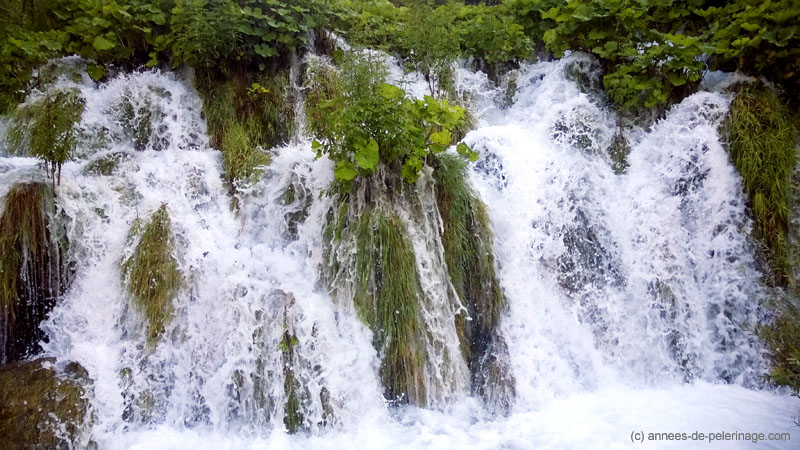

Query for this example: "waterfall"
[0,53,797,448]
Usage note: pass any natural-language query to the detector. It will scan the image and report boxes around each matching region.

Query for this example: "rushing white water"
[0,53,797,449]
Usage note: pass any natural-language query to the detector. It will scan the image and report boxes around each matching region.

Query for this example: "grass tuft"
[196,70,293,189]
[122,205,181,347]
[350,207,427,404]
[760,299,800,395]
[730,86,797,286]
[433,155,504,354]
[0,182,70,363]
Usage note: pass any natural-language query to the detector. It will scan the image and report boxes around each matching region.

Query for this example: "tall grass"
[730,87,797,286]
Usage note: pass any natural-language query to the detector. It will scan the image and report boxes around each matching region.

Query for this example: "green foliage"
[352,207,427,404]
[729,87,797,286]
[8,88,84,187]
[530,0,707,110]
[701,0,800,101]
[196,70,294,188]
[398,5,460,97]
[0,183,52,342]
[306,54,475,186]
[122,205,181,347]
[455,3,532,69]
[760,299,800,395]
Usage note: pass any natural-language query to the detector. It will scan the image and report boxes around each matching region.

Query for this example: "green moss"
[196,70,293,189]
[1,182,71,363]
[8,88,84,187]
[82,151,131,176]
[122,205,181,347]
[730,87,798,286]
[432,154,514,411]
[0,358,92,450]
[351,207,427,404]
[433,155,504,346]
[281,329,303,433]
[760,299,800,394]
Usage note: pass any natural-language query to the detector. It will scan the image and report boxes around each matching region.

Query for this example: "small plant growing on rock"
[8,88,84,189]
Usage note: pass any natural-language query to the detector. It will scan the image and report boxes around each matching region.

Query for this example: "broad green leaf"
[430,130,452,146]
[354,139,379,170]
[87,64,106,81]
[92,36,116,52]
[334,160,358,182]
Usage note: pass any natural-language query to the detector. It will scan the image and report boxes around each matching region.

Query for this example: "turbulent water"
[0,54,798,449]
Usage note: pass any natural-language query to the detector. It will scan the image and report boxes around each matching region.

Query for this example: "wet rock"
[0,358,92,449]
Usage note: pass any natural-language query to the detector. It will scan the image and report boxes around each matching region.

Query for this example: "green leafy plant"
[306,54,476,187]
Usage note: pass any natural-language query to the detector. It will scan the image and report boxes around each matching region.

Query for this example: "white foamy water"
[0,53,796,449]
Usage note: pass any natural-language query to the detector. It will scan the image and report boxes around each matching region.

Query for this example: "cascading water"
[0,52,797,448]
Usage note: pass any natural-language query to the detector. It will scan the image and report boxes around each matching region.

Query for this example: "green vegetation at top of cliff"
[2,1,799,114]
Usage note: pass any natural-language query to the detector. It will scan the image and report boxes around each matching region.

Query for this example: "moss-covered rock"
[1,182,72,363]
[433,154,514,413]
[82,151,132,177]
[0,358,92,450]
[121,205,181,347]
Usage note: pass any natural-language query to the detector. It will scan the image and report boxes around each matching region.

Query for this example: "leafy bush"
[8,88,85,188]
[306,54,477,187]
[701,0,800,102]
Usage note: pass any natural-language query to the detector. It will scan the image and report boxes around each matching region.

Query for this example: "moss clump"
[0,182,71,363]
[0,358,92,450]
[122,205,181,347]
[760,299,800,394]
[7,88,84,188]
[280,329,303,433]
[82,151,131,177]
[433,154,514,411]
[196,70,294,189]
[730,87,797,286]
[350,207,427,405]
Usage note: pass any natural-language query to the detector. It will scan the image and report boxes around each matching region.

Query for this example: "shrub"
[306,54,476,187]
[8,88,84,188]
